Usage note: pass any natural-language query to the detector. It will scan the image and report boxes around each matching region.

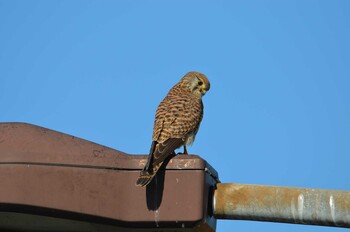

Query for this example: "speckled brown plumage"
[136,71,210,187]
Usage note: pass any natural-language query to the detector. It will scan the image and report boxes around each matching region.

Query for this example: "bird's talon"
[177,152,188,155]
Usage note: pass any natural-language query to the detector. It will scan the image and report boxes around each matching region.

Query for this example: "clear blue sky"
[1,1,349,231]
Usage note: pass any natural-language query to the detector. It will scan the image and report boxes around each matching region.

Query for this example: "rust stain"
[214,183,350,228]
[215,183,301,216]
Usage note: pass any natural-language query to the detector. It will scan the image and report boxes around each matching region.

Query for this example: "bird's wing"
[153,94,202,141]
[141,138,183,174]
[152,137,183,168]
[136,138,181,187]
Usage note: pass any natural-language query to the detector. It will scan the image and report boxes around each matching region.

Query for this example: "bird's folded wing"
[152,138,183,168]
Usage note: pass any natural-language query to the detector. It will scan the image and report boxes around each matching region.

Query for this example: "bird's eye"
[198,81,203,86]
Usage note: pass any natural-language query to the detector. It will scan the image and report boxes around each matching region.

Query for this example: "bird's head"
[181,71,210,97]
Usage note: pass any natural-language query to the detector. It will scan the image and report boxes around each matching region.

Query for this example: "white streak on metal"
[329,195,336,224]
[213,191,216,214]
[155,209,160,227]
[154,177,160,227]
[298,194,304,221]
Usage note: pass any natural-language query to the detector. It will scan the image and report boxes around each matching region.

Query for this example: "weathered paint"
[213,183,350,228]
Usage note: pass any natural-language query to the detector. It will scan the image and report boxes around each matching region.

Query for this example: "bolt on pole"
[213,183,350,228]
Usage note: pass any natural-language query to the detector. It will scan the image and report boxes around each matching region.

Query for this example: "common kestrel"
[136,71,210,187]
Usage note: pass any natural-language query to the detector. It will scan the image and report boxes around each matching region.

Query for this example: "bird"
[136,71,210,187]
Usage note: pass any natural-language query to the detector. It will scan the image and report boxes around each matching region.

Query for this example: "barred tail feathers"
[135,171,157,187]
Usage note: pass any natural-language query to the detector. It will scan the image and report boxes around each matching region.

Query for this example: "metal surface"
[213,183,350,228]
[0,122,219,231]
[0,122,217,173]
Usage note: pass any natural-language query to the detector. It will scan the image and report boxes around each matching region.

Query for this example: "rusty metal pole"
[213,183,350,228]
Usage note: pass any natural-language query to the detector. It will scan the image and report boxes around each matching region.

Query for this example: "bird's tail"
[136,141,177,187]
[135,170,157,187]
[136,141,159,187]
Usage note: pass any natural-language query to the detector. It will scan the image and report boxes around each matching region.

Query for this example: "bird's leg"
[183,145,188,155]
[177,145,189,155]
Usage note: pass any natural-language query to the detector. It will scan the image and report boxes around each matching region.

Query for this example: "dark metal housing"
[0,123,218,231]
